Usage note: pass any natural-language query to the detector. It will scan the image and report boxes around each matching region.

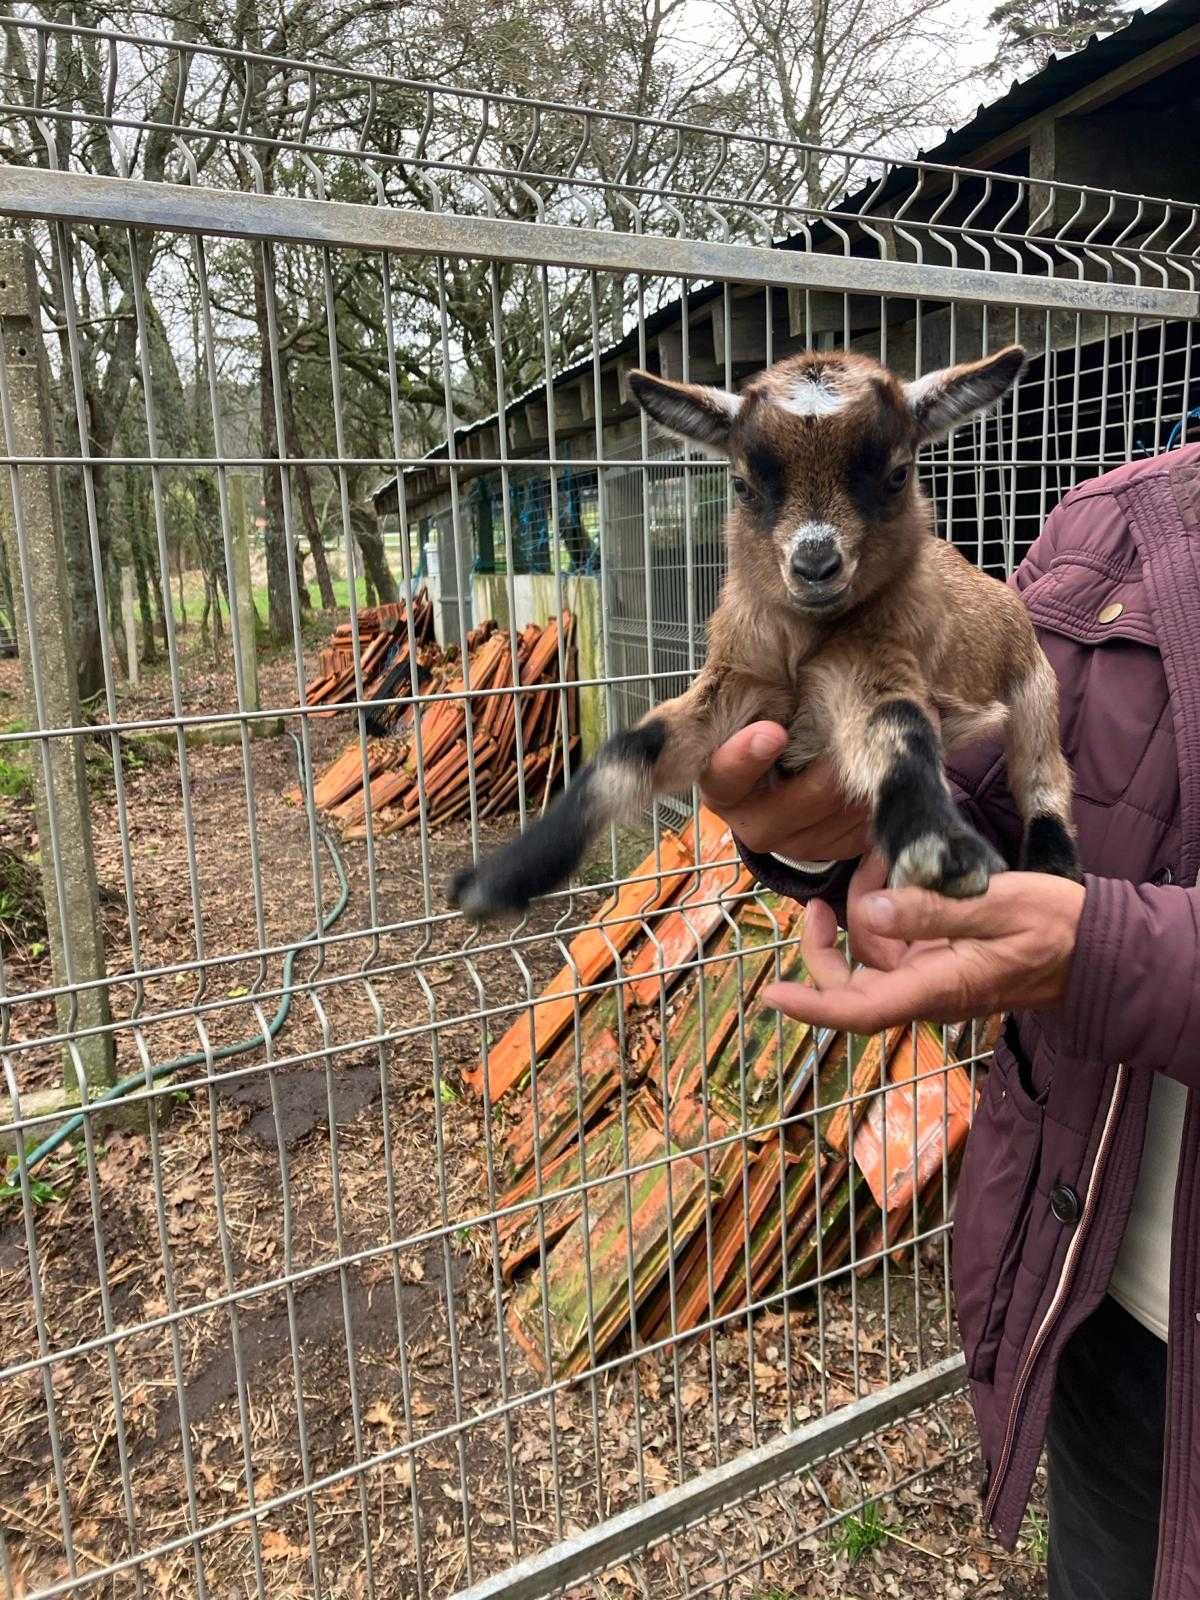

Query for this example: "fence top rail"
[1,15,1198,293]
[1,165,1196,325]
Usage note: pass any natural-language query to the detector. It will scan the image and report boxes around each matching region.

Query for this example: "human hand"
[699,721,871,863]
[761,853,1086,1031]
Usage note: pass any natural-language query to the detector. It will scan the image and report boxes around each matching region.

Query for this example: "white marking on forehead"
[777,376,847,418]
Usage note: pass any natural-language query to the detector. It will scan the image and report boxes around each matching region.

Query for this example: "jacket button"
[1051,1185,1081,1224]
[1098,601,1124,624]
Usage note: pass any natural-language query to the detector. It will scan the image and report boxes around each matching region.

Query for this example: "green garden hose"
[15,730,352,1174]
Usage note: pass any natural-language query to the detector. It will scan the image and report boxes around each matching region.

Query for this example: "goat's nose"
[790,542,843,584]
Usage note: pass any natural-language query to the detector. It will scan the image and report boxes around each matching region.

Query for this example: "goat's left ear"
[905,345,1026,443]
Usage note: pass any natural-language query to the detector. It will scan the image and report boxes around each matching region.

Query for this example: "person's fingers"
[858,882,1014,944]
[762,950,965,1030]
[845,854,908,970]
[799,899,851,989]
[700,722,789,809]
[851,852,890,894]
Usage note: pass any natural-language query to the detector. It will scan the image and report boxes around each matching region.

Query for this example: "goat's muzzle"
[786,527,848,611]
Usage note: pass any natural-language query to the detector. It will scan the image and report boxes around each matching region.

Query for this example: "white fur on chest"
[777,691,1009,778]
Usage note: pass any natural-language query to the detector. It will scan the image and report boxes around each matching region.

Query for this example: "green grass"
[831,1503,890,1563]
[309,577,370,611]
[169,572,371,630]
[1021,1507,1049,1564]
[0,846,47,953]
[0,752,30,800]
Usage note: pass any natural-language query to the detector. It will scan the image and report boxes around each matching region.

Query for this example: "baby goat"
[451,344,1079,920]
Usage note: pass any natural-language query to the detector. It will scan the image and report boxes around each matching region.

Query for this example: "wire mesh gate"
[0,20,1198,1600]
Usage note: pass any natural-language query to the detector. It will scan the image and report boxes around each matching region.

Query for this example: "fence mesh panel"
[0,18,1197,1600]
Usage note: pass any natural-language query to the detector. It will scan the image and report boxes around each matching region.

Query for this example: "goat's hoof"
[448,866,495,922]
[448,863,527,923]
[890,828,1005,899]
[1020,814,1083,882]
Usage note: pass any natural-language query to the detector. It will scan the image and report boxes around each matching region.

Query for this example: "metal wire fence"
[0,18,1198,1600]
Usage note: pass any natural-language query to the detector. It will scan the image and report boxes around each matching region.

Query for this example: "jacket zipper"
[983,1062,1129,1525]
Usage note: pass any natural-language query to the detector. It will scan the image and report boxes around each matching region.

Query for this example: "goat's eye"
[886,462,911,494]
[730,473,754,502]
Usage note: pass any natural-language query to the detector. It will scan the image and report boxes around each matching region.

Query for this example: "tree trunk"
[350,507,398,605]
[0,533,16,641]
[132,537,158,664]
[176,542,187,632]
[282,375,336,610]
[127,474,156,664]
[251,252,294,643]
[56,456,106,702]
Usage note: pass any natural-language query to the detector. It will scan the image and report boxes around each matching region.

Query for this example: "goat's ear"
[904,345,1025,443]
[627,370,742,454]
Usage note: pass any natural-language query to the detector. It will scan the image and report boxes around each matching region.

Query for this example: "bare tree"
[720,0,981,208]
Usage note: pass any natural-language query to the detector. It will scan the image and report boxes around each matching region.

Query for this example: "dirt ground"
[0,626,1047,1599]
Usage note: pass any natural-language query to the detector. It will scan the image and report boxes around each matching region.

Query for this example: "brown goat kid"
[451,344,1079,920]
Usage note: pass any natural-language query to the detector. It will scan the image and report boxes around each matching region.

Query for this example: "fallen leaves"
[260,1528,307,1563]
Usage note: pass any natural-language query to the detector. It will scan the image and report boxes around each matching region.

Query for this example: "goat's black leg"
[449,720,668,920]
[837,697,1005,899]
[1005,653,1082,881]
[448,672,741,921]
[1020,814,1081,878]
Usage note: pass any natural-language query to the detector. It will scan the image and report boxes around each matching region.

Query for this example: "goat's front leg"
[450,667,771,920]
[819,669,1005,899]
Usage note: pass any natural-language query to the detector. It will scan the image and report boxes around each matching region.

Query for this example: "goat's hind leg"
[1005,652,1081,880]
[824,675,1005,899]
[449,675,730,920]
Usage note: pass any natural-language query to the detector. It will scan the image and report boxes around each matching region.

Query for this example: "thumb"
[700,722,789,809]
[859,884,1005,943]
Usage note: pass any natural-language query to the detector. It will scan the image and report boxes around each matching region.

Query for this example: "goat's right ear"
[627,370,741,454]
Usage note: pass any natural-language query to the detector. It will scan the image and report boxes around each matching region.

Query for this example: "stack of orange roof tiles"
[463,807,999,1381]
[304,593,438,736]
[302,608,579,837]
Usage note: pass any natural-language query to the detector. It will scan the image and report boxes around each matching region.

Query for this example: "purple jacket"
[743,443,1200,1597]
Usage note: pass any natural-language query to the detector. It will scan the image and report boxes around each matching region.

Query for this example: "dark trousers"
[1046,1296,1167,1600]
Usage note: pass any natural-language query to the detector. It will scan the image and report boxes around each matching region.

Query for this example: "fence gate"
[0,21,1198,1600]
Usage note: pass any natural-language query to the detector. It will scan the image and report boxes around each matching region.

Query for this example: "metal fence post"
[0,236,115,1093]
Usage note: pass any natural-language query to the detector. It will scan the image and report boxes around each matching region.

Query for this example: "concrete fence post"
[0,237,115,1095]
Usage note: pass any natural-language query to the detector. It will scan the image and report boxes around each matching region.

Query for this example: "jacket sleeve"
[1058,875,1200,1090]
